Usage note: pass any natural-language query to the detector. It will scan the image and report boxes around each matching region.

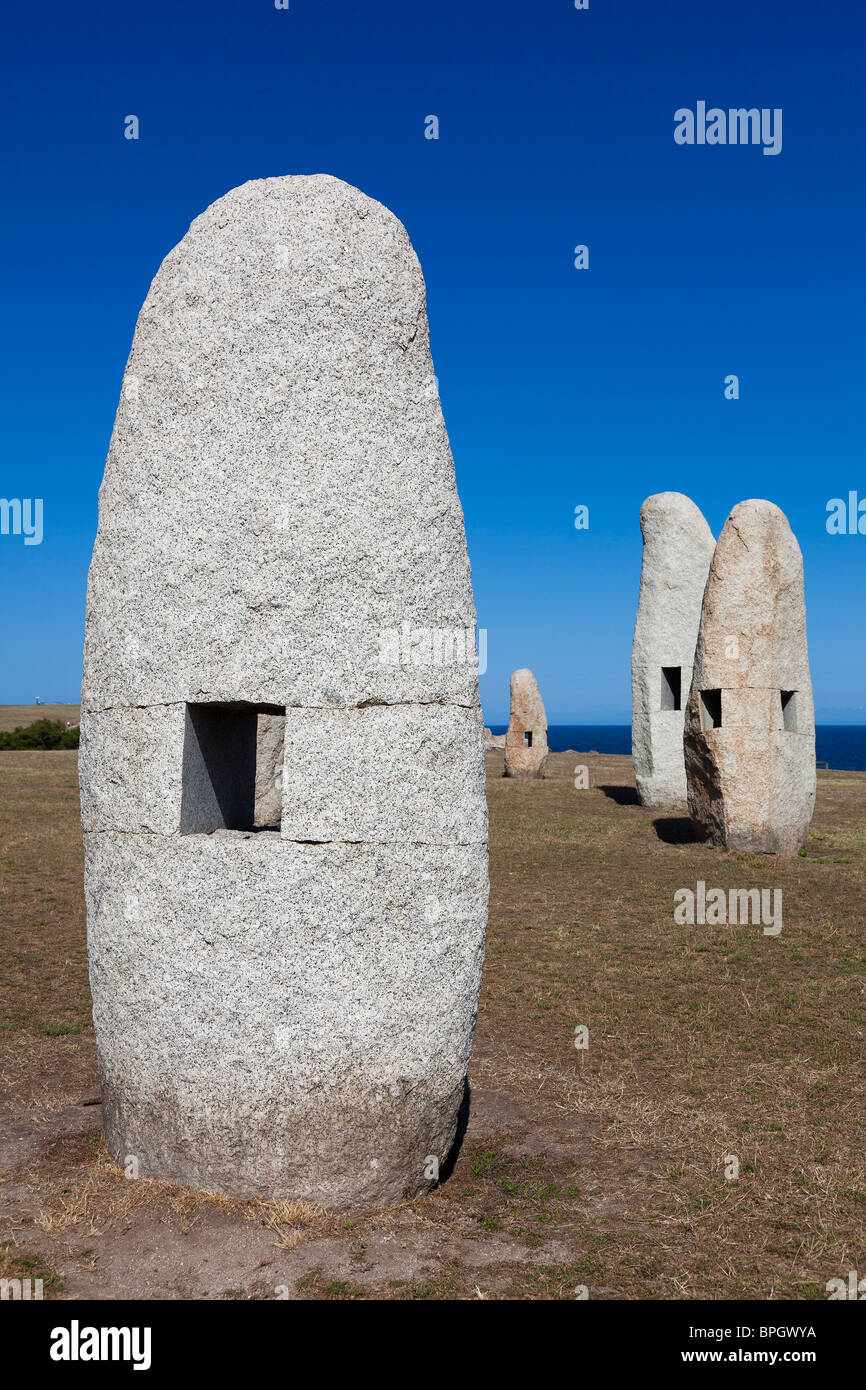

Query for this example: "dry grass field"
[0,747,863,1300]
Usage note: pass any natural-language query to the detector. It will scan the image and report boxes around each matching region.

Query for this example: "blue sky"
[1,0,863,722]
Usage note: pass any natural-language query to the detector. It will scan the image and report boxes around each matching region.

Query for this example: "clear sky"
[1,0,864,723]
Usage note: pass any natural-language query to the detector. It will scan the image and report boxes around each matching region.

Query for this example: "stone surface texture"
[483,727,505,751]
[631,493,715,810]
[80,174,488,1205]
[254,712,284,827]
[504,669,548,779]
[683,499,815,854]
[280,705,487,845]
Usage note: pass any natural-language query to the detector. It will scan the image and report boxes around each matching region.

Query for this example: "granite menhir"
[79,175,489,1205]
[684,500,815,854]
[631,493,715,810]
[504,668,548,779]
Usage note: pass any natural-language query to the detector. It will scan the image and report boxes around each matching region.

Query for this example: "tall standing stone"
[504,669,548,779]
[632,493,715,810]
[684,499,815,854]
[79,175,489,1205]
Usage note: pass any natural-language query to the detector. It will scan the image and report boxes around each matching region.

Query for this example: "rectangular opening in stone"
[661,666,682,711]
[700,689,722,731]
[524,730,533,747]
[181,703,284,834]
[780,690,797,732]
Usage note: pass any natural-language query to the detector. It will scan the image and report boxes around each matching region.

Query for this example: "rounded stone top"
[82,173,477,711]
[181,172,413,247]
[694,497,809,691]
[640,490,705,518]
[725,497,794,531]
[715,499,802,572]
[636,493,715,595]
[143,173,423,360]
[639,492,715,545]
[508,668,546,716]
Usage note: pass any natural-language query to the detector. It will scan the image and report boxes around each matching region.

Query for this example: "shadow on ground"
[439,1078,471,1185]
[651,816,704,845]
[597,784,640,806]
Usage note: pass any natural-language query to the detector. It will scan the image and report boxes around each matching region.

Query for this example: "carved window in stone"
[180,702,285,834]
[524,730,533,747]
[780,690,797,733]
[661,666,682,711]
[700,689,722,731]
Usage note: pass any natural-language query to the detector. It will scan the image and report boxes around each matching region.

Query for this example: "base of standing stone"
[84,833,487,1204]
[503,756,549,780]
[633,776,689,813]
[685,729,815,855]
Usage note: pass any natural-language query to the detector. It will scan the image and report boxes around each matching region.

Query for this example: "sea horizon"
[487,724,866,772]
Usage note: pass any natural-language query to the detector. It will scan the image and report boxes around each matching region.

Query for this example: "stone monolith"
[504,669,548,778]
[631,493,715,810]
[484,727,505,751]
[79,174,489,1206]
[683,499,815,853]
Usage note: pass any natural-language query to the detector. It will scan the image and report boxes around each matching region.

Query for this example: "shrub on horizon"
[0,719,80,750]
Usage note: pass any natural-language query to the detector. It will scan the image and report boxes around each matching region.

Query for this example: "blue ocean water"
[487,726,866,771]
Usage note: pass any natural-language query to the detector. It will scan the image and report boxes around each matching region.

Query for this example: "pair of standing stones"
[632,492,815,853]
[80,175,489,1206]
